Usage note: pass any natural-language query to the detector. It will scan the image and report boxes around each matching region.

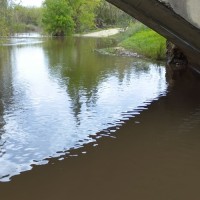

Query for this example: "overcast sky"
[16,0,43,7]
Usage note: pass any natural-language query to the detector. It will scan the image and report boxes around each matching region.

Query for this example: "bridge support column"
[166,41,188,80]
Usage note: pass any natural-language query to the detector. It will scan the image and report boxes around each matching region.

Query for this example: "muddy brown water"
[0,35,200,200]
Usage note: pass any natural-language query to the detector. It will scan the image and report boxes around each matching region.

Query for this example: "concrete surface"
[159,0,200,29]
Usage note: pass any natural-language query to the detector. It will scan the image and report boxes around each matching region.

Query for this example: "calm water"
[0,35,200,200]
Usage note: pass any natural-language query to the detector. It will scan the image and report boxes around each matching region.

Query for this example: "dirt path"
[82,28,123,37]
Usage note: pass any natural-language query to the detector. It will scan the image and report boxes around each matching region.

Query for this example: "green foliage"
[96,0,133,28]
[120,23,166,60]
[12,5,42,33]
[42,0,75,36]
[68,0,101,33]
[42,0,100,35]
[0,0,10,36]
[114,22,147,42]
[0,18,9,37]
[13,6,42,26]
[0,0,43,35]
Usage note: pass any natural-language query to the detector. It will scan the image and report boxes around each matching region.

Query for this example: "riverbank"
[119,24,166,60]
[81,28,123,38]
[84,23,166,60]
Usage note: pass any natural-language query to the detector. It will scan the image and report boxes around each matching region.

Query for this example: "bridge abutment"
[166,41,188,80]
[107,0,200,77]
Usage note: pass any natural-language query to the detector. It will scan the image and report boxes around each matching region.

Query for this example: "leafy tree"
[68,0,100,32]
[96,0,133,27]
[42,0,74,36]
[0,0,10,36]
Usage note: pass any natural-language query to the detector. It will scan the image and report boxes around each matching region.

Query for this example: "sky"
[16,0,44,7]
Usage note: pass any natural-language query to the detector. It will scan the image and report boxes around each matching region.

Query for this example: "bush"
[42,0,74,36]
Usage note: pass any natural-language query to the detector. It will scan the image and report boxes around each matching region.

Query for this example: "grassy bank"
[116,23,166,60]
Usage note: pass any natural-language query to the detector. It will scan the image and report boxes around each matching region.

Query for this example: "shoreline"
[95,47,141,58]
[78,28,141,58]
[80,28,123,38]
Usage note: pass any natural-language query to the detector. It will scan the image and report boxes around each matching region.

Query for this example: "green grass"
[115,22,148,42]
[117,23,166,60]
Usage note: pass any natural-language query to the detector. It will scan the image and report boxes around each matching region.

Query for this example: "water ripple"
[0,37,167,182]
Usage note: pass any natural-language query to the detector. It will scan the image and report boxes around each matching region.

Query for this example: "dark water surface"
[0,36,200,200]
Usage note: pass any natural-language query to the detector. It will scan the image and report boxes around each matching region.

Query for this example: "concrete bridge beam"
[106,0,200,75]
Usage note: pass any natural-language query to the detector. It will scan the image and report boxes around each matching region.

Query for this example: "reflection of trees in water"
[0,46,15,106]
[0,101,6,158]
[0,46,13,158]
[43,37,154,123]
[0,140,6,158]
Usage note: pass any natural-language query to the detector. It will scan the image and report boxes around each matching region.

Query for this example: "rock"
[95,47,141,58]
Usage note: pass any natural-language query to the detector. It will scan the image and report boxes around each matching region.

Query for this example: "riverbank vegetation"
[99,22,166,60]
[12,5,42,33]
[0,0,42,35]
[41,0,133,36]
[0,0,132,36]
[119,23,166,60]
[0,0,11,37]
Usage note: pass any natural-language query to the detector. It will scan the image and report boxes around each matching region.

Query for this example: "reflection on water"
[0,79,200,200]
[0,36,167,182]
[2,33,43,47]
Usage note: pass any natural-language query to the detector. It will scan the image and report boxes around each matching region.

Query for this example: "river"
[0,35,200,200]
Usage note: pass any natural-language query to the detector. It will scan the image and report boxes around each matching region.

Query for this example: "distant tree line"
[12,5,42,33]
[0,0,42,36]
[96,1,133,28]
[42,0,133,36]
[0,0,133,36]
[0,0,11,36]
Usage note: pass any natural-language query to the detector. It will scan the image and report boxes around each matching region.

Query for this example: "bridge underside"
[107,0,200,76]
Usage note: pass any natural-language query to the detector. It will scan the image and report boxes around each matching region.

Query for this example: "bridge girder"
[106,0,200,74]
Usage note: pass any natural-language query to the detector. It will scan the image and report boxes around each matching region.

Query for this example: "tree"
[96,0,133,27]
[12,5,42,33]
[0,0,10,36]
[68,0,100,32]
[42,0,100,35]
[42,0,74,36]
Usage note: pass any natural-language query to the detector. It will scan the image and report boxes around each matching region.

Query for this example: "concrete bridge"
[107,0,200,77]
